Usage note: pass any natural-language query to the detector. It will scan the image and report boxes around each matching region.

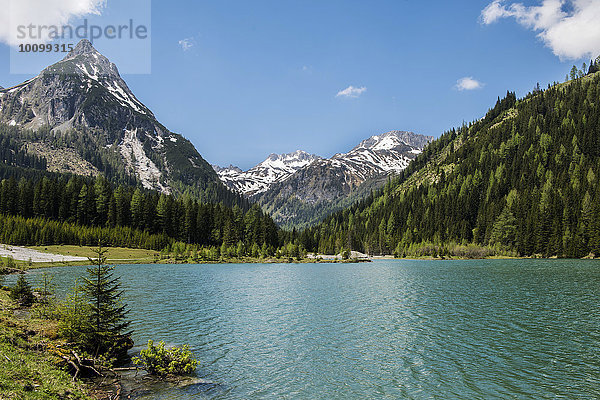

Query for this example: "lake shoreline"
[3,244,598,273]
[9,255,599,273]
[16,259,600,398]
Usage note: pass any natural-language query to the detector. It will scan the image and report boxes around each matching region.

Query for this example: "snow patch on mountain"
[120,129,170,194]
[105,80,147,114]
[215,150,321,196]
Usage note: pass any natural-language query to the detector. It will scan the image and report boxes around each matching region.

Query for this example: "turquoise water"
[23,259,600,399]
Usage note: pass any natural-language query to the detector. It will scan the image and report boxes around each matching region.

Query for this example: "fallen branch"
[58,354,81,381]
[72,350,104,377]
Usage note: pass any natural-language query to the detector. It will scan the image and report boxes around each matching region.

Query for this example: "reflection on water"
[24,259,600,399]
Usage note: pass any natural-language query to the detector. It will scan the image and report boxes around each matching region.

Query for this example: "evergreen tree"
[10,273,35,306]
[130,189,144,229]
[490,207,517,247]
[82,245,132,364]
[570,65,578,80]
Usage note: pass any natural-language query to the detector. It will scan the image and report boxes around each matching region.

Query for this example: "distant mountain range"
[0,39,239,205]
[213,150,321,197]
[215,130,433,228]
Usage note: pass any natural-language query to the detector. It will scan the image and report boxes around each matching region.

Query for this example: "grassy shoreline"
[4,244,596,272]
[2,245,372,270]
[0,288,98,399]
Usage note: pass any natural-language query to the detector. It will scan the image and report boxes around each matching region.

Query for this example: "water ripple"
[23,259,600,399]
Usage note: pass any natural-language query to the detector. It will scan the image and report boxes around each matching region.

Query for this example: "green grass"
[6,245,365,270]
[30,245,158,261]
[0,288,91,399]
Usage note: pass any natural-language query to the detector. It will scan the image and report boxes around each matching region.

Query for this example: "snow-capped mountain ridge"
[248,130,434,228]
[353,130,432,151]
[215,150,321,196]
[329,130,429,179]
[217,131,433,199]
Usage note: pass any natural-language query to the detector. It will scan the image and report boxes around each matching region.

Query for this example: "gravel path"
[0,244,88,263]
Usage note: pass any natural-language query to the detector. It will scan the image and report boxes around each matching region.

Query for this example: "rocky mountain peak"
[212,164,243,174]
[354,131,433,152]
[43,39,120,79]
[247,130,434,228]
[262,150,320,167]
[66,39,98,57]
[0,39,221,197]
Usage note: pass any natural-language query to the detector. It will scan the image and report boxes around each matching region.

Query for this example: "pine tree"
[130,189,144,229]
[82,245,132,364]
[10,273,35,306]
[570,65,578,80]
[490,207,517,247]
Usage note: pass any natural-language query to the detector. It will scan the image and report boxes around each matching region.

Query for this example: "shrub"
[57,283,92,346]
[341,249,350,260]
[10,273,35,306]
[2,256,17,272]
[134,340,198,376]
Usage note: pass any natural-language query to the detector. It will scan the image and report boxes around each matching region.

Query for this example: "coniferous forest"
[300,68,600,258]
[0,172,279,252]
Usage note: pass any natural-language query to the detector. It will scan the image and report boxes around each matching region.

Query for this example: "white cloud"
[0,0,105,46]
[301,65,315,74]
[178,37,195,51]
[481,0,600,60]
[456,77,484,91]
[336,85,367,98]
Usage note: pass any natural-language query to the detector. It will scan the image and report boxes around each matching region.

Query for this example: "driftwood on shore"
[55,348,106,381]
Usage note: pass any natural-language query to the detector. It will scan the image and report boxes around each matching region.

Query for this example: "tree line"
[0,174,280,251]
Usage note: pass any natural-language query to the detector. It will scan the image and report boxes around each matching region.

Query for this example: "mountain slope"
[0,39,238,205]
[304,71,600,258]
[254,131,433,229]
[214,150,321,196]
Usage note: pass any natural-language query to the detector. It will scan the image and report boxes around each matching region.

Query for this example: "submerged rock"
[110,369,218,398]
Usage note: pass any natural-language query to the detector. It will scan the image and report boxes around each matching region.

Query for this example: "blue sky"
[1,0,598,169]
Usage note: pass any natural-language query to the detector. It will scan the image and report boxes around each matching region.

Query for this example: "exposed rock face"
[0,39,221,196]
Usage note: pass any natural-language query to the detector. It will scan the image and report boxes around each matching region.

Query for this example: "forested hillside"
[302,66,600,258]
[0,172,279,252]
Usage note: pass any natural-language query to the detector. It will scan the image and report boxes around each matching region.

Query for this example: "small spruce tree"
[83,245,133,365]
[10,273,35,306]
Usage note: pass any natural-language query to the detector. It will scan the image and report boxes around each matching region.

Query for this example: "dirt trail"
[0,244,88,263]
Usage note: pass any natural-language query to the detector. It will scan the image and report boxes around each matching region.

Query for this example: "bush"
[2,256,17,272]
[341,249,350,260]
[10,273,35,306]
[134,340,197,376]
[57,284,92,346]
